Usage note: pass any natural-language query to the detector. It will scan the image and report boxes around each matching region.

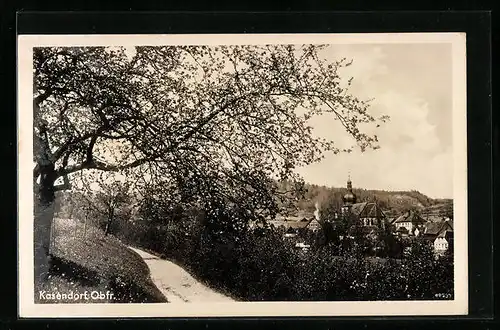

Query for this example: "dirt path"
[128,247,235,303]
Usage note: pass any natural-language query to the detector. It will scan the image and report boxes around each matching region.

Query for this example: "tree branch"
[33,89,53,108]
[58,155,160,177]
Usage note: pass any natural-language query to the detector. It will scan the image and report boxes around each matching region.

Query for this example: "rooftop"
[349,202,386,219]
[424,220,453,236]
[393,210,426,224]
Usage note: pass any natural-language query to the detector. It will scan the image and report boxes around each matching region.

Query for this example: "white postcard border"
[18,32,468,318]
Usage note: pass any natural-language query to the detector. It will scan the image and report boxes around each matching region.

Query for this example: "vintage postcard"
[18,33,467,317]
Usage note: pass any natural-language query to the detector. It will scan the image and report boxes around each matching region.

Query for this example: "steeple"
[343,173,357,206]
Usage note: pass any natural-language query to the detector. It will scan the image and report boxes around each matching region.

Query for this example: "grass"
[35,217,168,304]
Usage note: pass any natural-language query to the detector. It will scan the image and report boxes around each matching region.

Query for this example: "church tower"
[342,175,357,214]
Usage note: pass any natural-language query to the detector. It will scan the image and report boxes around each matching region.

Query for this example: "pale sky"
[296,43,453,199]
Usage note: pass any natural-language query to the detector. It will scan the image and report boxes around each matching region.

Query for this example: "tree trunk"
[34,164,57,287]
[104,210,114,236]
[83,211,88,237]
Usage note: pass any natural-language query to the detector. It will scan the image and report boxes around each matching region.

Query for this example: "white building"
[423,219,454,254]
[392,210,426,236]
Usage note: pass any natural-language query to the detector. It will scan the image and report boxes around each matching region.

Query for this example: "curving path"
[128,246,235,303]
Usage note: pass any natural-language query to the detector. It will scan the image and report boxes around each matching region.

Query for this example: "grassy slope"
[35,218,167,304]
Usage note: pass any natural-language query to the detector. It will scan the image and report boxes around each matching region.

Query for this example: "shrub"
[116,207,453,301]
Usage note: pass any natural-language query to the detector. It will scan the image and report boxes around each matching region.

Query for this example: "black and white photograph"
[18,33,468,317]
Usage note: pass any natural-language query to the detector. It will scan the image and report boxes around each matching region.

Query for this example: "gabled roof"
[275,216,321,229]
[443,220,453,231]
[437,230,453,239]
[285,220,313,229]
[350,202,367,216]
[424,220,453,236]
[276,215,311,222]
[424,222,443,235]
[363,203,386,218]
[306,218,322,228]
[349,202,386,219]
[394,211,426,224]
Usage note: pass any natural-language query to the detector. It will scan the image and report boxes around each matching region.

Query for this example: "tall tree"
[33,45,387,283]
[91,181,131,236]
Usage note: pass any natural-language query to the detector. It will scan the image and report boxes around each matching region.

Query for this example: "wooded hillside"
[291,183,453,218]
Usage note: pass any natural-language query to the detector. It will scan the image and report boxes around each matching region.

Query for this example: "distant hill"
[288,183,453,219]
[421,200,453,221]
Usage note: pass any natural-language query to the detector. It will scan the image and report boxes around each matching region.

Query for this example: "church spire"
[343,173,357,205]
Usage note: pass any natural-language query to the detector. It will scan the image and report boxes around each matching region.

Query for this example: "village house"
[281,222,316,251]
[422,218,454,254]
[264,212,321,250]
[392,209,427,236]
[270,209,322,233]
[281,221,309,238]
[305,216,322,232]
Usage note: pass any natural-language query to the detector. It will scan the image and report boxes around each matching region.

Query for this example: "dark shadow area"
[34,254,168,304]
[48,254,102,287]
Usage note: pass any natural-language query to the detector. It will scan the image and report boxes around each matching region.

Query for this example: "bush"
[114,199,453,301]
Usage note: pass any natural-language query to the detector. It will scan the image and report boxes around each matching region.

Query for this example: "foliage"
[402,238,454,299]
[33,44,391,283]
[33,44,387,228]
[55,181,133,236]
[91,180,132,235]
[121,210,453,302]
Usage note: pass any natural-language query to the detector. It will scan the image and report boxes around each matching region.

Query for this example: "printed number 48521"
[434,293,453,299]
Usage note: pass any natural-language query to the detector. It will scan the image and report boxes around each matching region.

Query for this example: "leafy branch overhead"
[33,44,387,221]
